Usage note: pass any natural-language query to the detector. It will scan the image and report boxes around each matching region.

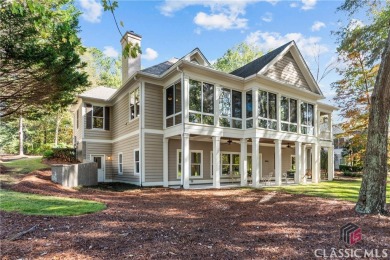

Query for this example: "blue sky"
[77,0,366,123]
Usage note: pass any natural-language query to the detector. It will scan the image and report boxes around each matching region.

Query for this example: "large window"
[166,82,182,127]
[189,79,214,125]
[177,150,203,179]
[246,91,253,129]
[219,88,242,129]
[134,150,140,175]
[118,153,123,175]
[301,102,314,134]
[280,96,298,132]
[221,153,240,176]
[93,106,104,129]
[129,88,140,120]
[258,90,277,130]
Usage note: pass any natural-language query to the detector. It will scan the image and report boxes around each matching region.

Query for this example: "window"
[301,102,314,134]
[189,79,214,125]
[177,150,203,179]
[258,90,277,130]
[76,109,79,129]
[280,96,298,132]
[219,88,242,129]
[129,88,140,120]
[93,106,104,129]
[134,150,140,175]
[118,153,123,175]
[165,82,182,127]
[291,155,296,170]
[221,153,240,176]
[246,90,253,129]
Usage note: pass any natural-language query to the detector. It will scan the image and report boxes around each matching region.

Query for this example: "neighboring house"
[71,31,337,189]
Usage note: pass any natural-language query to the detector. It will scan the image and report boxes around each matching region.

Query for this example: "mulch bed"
[1,170,389,259]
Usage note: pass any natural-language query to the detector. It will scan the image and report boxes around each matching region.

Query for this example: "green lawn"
[268,179,390,203]
[0,190,106,216]
[2,157,48,173]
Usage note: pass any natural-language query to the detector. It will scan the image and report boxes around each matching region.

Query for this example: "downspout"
[177,66,184,188]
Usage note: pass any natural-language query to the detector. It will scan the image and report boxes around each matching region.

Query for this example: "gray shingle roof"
[230,41,292,78]
[79,86,117,101]
[141,59,178,76]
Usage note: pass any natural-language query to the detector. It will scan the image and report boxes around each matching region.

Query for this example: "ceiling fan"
[282,143,294,149]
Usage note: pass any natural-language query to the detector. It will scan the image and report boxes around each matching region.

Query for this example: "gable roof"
[141,58,178,76]
[230,41,292,78]
[79,86,117,101]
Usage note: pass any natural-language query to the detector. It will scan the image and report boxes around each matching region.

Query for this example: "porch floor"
[185,179,313,189]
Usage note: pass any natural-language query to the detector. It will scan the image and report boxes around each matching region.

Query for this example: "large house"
[72,31,337,189]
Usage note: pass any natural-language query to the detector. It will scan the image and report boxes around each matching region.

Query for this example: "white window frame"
[129,88,140,121]
[165,81,182,128]
[92,105,105,130]
[188,79,215,126]
[257,89,277,130]
[118,152,123,175]
[134,149,140,175]
[177,149,203,179]
[301,102,315,135]
[246,90,253,129]
[221,152,240,177]
[291,155,296,171]
[280,96,298,133]
[218,87,243,129]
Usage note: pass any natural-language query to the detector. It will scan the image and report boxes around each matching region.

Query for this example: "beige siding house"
[72,31,337,188]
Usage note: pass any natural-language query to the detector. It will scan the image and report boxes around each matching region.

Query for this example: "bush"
[343,171,363,177]
[43,149,54,158]
[52,148,76,162]
[339,164,363,172]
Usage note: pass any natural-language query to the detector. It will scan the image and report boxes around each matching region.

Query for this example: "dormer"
[183,48,210,67]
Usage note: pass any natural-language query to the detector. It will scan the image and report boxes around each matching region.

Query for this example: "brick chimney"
[120,31,142,83]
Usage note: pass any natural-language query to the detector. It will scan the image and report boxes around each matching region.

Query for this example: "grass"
[1,157,48,174]
[0,190,106,216]
[268,179,390,203]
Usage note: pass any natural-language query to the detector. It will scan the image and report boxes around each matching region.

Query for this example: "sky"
[76,0,367,123]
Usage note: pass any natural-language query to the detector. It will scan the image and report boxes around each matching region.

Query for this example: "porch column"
[212,136,221,188]
[182,133,190,189]
[252,137,260,187]
[240,138,248,186]
[301,144,307,184]
[314,104,319,137]
[274,139,282,186]
[163,138,169,187]
[328,146,334,181]
[311,143,320,183]
[295,141,302,184]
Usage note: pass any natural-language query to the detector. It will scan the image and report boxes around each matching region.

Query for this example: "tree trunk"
[356,26,390,214]
[54,113,61,147]
[19,115,24,156]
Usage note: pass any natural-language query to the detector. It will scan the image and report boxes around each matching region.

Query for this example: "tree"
[0,0,89,117]
[212,42,263,73]
[82,48,122,88]
[336,0,390,214]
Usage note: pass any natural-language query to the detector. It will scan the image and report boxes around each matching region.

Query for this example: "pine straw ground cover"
[1,170,389,259]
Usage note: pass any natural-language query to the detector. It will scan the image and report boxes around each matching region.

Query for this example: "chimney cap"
[120,31,142,43]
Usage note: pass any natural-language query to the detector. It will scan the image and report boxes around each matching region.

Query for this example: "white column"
[311,143,320,183]
[276,93,281,132]
[328,113,333,139]
[242,91,246,130]
[302,144,307,184]
[240,138,248,186]
[183,76,190,124]
[182,133,190,189]
[328,146,334,181]
[163,138,169,187]
[274,139,282,186]
[214,85,220,126]
[314,104,319,137]
[213,136,221,188]
[295,141,302,184]
[253,88,258,128]
[297,100,301,135]
[252,137,260,187]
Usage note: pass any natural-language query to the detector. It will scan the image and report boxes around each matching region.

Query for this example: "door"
[92,155,105,182]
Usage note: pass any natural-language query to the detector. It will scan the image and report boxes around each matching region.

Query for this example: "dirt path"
[1,170,389,259]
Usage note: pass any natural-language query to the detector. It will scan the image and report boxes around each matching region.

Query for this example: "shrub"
[339,164,363,172]
[343,171,363,177]
[52,148,76,162]
[43,149,54,158]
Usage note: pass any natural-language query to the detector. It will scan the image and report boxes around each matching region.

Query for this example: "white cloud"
[160,0,278,30]
[194,28,202,35]
[301,0,317,10]
[142,48,158,61]
[290,2,298,8]
[80,0,103,23]
[194,12,247,30]
[245,30,328,58]
[348,19,364,30]
[103,46,119,58]
[311,21,326,31]
[261,12,273,23]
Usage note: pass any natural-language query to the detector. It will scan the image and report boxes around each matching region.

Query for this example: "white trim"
[82,130,139,144]
[177,149,204,179]
[134,149,140,176]
[220,152,240,177]
[118,152,123,175]
[90,154,106,182]
[129,87,140,121]
[140,81,145,186]
[81,103,85,138]
[163,138,169,187]
[144,129,164,134]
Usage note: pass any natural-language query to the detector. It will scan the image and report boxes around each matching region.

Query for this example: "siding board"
[144,133,164,182]
[144,83,163,130]
[111,135,139,183]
